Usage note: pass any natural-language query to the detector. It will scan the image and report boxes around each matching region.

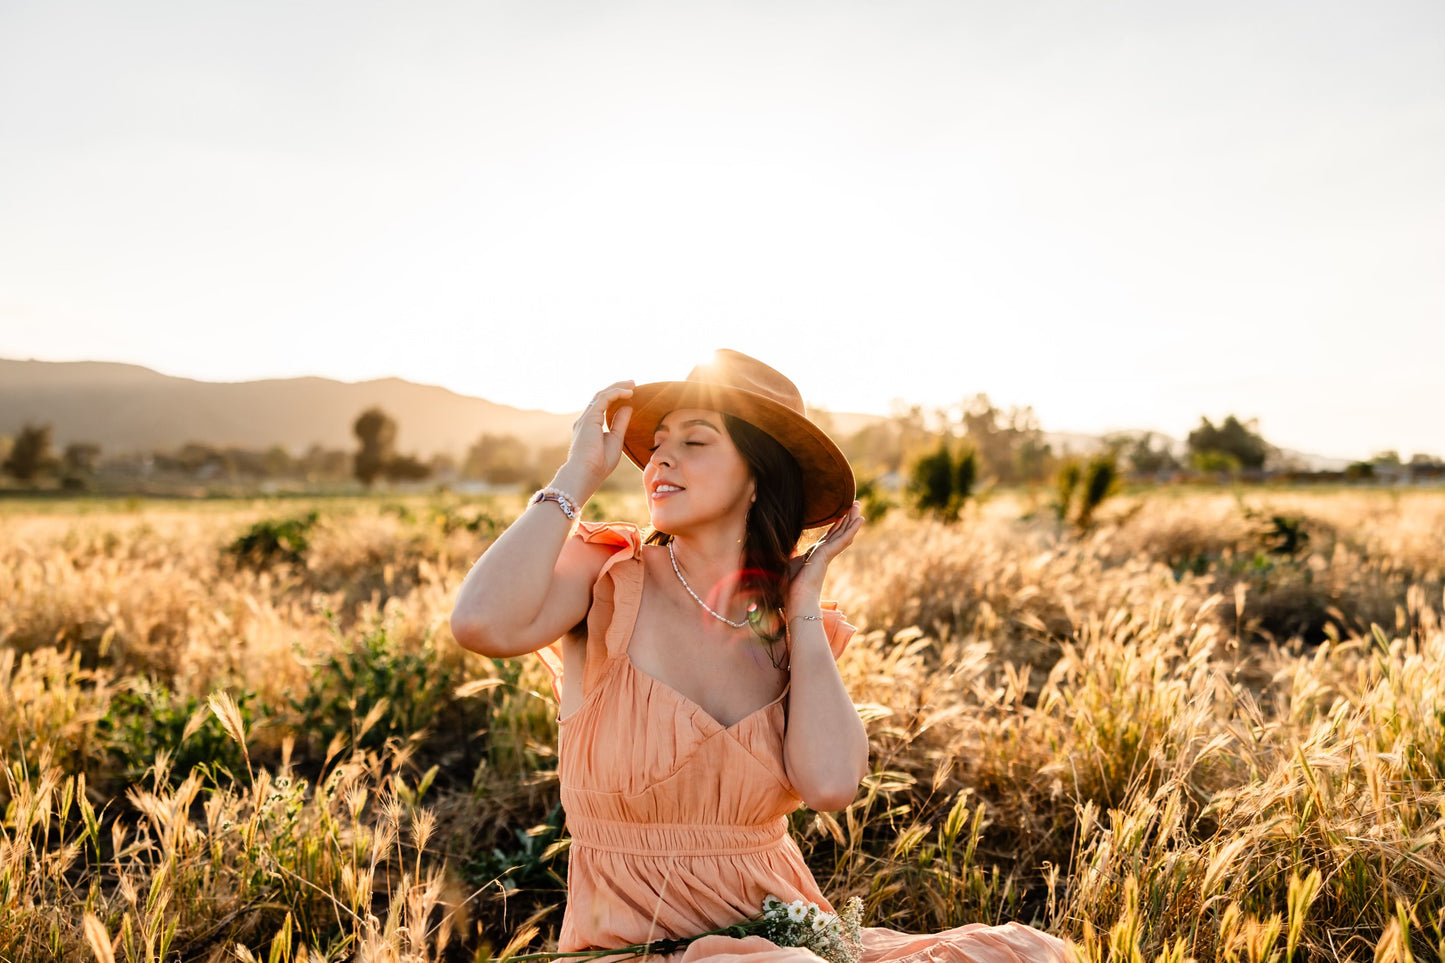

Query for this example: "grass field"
[2,487,1443,962]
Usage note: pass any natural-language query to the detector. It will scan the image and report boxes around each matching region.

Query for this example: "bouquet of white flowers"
[507,894,864,963]
[756,895,864,963]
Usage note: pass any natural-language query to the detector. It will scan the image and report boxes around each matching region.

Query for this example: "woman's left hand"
[785,501,864,606]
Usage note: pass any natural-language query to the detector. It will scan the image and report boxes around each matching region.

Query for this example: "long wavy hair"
[644,413,806,641]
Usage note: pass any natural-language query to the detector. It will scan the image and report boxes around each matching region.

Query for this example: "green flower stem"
[506,923,756,962]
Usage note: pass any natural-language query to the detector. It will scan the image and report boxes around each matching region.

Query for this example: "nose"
[647,436,680,470]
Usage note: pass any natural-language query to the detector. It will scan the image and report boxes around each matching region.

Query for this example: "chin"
[647,510,678,533]
[648,508,701,536]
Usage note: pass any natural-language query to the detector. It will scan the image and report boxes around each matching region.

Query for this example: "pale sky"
[2,0,1442,461]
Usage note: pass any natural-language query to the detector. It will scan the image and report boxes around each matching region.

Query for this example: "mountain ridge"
[0,358,575,457]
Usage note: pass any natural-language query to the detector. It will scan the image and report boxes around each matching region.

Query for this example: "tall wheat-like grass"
[1,490,1442,961]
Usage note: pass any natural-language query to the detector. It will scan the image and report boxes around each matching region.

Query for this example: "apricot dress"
[537,522,1068,963]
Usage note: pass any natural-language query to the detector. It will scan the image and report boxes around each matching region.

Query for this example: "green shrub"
[855,476,893,523]
[290,624,458,758]
[1077,453,1120,530]
[1054,460,1082,526]
[907,440,976,522]
[99,681,257,786]
[1054,453,1119,531]
[465,802,569,895]
[225,511,319,569]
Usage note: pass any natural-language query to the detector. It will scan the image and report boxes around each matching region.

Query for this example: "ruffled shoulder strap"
[535,520,646,702]
[573,520,643,564]
[818,600,857,661]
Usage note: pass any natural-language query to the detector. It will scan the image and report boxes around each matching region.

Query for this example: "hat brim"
[607,381,854,529]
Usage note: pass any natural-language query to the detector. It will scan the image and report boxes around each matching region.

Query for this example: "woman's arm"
[450,382,634,657]
[781,502,870,811]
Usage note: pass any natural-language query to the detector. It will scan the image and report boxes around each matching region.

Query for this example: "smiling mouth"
[652,484,685,497]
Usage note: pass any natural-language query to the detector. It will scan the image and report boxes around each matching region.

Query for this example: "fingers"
[592,380,635,406]
[573,381,635,430]
[603,404,632,463]
[826,504,864,552]
[800,502,864,568]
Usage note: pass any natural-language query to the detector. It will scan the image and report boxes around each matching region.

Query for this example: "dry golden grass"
[1,488,1443,962]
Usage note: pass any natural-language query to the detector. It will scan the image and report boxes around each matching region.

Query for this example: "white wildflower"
[786,900,810,923]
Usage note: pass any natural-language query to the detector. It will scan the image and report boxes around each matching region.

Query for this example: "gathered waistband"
[566,813,789,857]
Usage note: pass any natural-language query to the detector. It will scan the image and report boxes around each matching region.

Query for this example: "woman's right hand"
[560,381,634,495]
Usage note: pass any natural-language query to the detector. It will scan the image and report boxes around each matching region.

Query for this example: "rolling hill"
[0,359,577,457]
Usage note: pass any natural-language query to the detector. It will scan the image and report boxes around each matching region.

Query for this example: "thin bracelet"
[784,614,824,659]
[529,486,579,520]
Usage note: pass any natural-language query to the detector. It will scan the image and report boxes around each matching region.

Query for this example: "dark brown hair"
[644,413,805,639]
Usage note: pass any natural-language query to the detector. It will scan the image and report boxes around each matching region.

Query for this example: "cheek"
[721,459,754,502]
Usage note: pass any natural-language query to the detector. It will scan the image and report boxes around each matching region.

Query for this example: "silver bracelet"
[529,486,579,520]
[788,614,823,624]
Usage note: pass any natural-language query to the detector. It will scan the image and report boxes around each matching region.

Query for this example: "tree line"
[0,408,581,491]
[2,403,1440,495]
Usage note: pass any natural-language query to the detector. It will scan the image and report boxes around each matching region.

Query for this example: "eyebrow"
[654,417,721,434]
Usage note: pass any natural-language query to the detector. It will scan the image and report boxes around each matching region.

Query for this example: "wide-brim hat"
[606,349,855,528]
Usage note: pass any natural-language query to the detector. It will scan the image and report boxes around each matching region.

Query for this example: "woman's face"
[643,408,755,536]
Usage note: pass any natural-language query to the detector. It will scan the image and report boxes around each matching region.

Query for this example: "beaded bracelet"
[529,486,580,521]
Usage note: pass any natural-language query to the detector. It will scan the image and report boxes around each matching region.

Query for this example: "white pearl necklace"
[667,539,750,628]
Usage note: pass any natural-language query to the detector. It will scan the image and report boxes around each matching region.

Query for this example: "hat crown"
[685,349,806,418]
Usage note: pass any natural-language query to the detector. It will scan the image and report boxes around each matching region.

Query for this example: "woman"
[451,350,1067,963]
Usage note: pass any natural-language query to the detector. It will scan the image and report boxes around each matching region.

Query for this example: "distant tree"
[1187,415,1270,471]
[841,420,905,477]
[1107,431,1180,476]
[1013,433,1055,484]
[55,442,100,491]
[228,448,270,479]
[463,433,530,485]
[354,408,397,488]
[164,442,231,478]
[62,442,101,477]
[299,445,351,482]
[384,454,432,482]
[956,395,1012,482]
[1190,449,1242,474]
[3,424,57,483]
[428,452,459,479]
[954,394,1052,484]
[262,445,294,478]
[533,443,572,479]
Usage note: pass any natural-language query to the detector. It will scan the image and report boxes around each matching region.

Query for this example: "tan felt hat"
[606,349,855,528]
